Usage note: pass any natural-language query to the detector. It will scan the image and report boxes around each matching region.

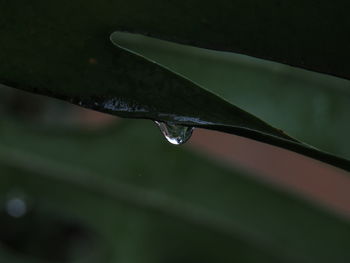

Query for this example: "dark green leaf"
[0,1,349,170]
[110,31,350,162]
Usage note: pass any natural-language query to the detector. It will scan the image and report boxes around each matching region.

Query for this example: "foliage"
[0,1,350,262]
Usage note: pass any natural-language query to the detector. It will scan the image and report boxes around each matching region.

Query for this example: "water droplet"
[155,121,194,145]
[5,197,27,218]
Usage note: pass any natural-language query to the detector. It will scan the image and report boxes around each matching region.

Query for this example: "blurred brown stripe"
[189,129,350,219]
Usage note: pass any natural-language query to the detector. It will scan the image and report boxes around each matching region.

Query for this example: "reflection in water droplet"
[5,198,27,218]
[155,121,194,145]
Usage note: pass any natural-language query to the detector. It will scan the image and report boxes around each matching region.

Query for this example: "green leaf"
[110,31,350,163]
[0,119,350,263]
[0,1,349,170]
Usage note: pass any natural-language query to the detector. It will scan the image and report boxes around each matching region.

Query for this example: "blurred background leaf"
[0,86,349,263]
[1,0,349,79]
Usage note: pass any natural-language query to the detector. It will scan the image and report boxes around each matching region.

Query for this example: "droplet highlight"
[155,121,194,145]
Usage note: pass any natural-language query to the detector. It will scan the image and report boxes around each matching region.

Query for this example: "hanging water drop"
[155,121,194,145]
